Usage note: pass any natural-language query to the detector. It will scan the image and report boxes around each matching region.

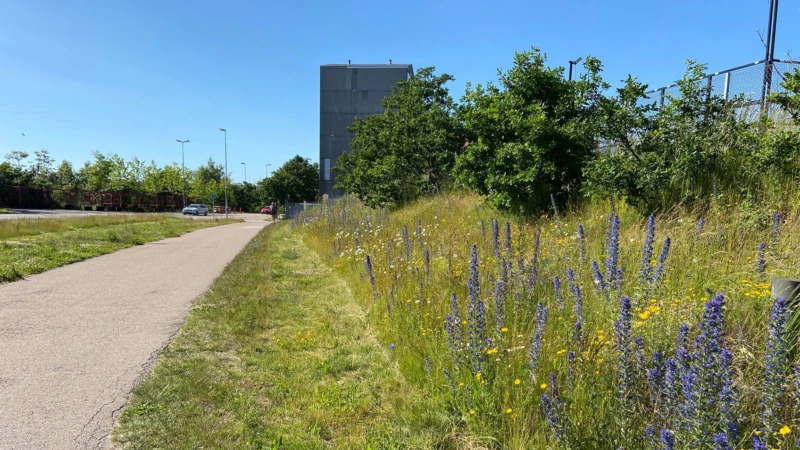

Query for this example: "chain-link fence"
[285,202,319,219]
[642,59,800,112]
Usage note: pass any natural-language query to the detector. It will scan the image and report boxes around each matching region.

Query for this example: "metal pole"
[762,0,777,106]
[219,128,228,219]
[568,62,573,81]
[723,72,731,101]
[767,0,780,100]
[241,162,246,183]
[176,139,189,207]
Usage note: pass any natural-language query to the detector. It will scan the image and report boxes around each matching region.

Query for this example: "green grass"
[0,216,239,282]
[112,223,451,449]
[0,208,10,214]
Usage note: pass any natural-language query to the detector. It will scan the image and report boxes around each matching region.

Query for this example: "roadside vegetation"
[0,215,238,282]
[1,151,318,213]
[295,193,800,449]
[113,224,449,449]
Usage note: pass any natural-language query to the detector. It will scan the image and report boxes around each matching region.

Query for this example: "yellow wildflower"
[557,349,567,355]
[470,409,475,415]
[514,379,521,385]
[540,383,547,390]
[487,348,499,355]
[505,408,512,414]
[779,425,791,435]
[501,327,509,333]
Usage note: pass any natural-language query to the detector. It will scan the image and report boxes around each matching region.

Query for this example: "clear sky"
[1,0,798,183]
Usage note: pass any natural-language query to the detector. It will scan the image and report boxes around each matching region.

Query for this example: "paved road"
[0,216,272,449]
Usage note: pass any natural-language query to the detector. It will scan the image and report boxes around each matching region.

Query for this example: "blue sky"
[1,0,798,183]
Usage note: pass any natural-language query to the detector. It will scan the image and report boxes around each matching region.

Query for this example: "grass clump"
[295,193,800,449]
[0,216,237,282]
[113,223,450,449]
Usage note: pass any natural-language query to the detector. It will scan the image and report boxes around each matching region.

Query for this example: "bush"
[455,48,606,214]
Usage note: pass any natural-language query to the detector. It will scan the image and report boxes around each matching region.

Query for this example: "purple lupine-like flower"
[505,221,512,256]
[573,286,584,323]
[653,236,671,284]
[365,255,375,289]
[354,237,360,249]
[696,294,726,385]
[795,363,800,412]
[719,348,739,443]
[529,303,548,376]
[541,373,566,442]
[751,436,767,450]
[713,433,731,450]
[528,264,538,289]
[769,212,781,253]
[592,261,606,292]
[696,217,705,240]
[577,224,586,265]
[664,357,679,418]
[573,318,583,345]
[553,276,564,313]
[445,294,464,365]
[492,219,500,258]
[616,268,624,291]
[761,296,789,439]
[468,291,487,375]
[660,429,675,450]
[680,366,698,429]
[606,215,620,290]
[533,228,541,267]
[386,301,391,319]
[755,243,766,273]
[634,336,646,379]
[469,244,480,299]
[647,350,665,404]
[443,366,455,390]
[645,425,657,448]
[416,218,423,247]
[639,215,656,283]
[494,279,506,335]
[424,248,431,278]
[567,351,576,383]
[567,269,576,297]
[615,296,634,403]
[402,225,411,261]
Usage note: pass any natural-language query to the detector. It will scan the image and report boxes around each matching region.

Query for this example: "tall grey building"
[319,63,413,197]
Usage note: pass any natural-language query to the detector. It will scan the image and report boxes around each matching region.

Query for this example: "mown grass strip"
[0,217,239,282]
[0,214,173,239]
[113,223,450,450]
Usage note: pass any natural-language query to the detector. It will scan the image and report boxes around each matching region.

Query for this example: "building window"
[324,158,331,181]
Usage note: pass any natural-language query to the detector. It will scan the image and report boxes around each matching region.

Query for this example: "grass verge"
[0,208,10,214]
[112,223,451,449]
[0,216,239,282]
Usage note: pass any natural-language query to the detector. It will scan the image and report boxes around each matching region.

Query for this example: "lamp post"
[241,162,246,183]
[176,139,189,207]
[219,128,228,219]
[568,57,583,81]
[265,164,271,178]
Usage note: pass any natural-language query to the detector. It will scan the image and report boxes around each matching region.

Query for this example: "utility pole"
[176,139,189,207]
[219,128,228,219]
[241,162,246,183]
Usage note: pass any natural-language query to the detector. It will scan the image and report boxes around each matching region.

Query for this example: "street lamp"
[266,163,271,178]
[176,139,189,207]
[219,128,228,219]
[568,57,583,81]
[241,162,246,183]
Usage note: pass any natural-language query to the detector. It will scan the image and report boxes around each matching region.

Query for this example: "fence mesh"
[285,202,319,219]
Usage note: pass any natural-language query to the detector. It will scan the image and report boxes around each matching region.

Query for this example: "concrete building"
[319,63,413,197]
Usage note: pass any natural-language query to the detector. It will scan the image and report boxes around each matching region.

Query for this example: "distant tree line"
[336,47,800,214]
[0,150,319,212]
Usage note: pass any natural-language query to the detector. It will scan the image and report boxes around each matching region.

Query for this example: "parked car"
[261,205,272,215]
[182,204,209,216]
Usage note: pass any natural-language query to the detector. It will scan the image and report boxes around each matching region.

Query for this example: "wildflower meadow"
[296,193,800,449]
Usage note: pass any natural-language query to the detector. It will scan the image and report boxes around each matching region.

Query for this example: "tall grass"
[296,193,800,449]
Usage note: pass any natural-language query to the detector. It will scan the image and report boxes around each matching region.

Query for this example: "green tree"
[768,68,800,122]
[262,155,318,204]
[31,149,55,188]
[335,67,466,207]
[455,48,607,214]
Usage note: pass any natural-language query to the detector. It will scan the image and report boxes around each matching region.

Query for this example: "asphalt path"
[0,216,272,448]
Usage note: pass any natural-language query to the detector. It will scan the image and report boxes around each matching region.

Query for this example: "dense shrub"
[455,49,606,214]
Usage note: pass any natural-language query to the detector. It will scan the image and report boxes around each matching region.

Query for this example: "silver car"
[182,204,209,216]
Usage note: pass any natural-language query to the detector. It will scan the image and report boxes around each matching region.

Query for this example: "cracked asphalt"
[0,216,272,449]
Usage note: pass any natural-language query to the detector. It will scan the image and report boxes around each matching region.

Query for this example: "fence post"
[706,75,713,101]
[659,88,666,109]
[723,72,731,101]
